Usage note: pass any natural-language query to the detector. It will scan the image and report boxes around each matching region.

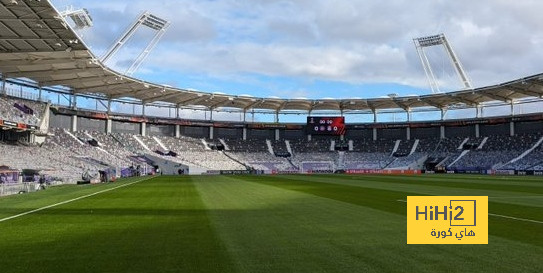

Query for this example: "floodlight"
[413,33,472,94]
[101,12,170,76]
[60,6,93,30]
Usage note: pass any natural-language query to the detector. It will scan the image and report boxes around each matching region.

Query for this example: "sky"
[50,0,543,102]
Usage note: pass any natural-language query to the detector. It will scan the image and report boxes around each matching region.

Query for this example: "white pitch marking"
[0,176,154,223]
[489,196,543,199]
[488,213,543,224]
[395,199,543,224]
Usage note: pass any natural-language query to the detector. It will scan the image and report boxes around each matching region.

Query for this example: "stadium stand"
[2,95,543,184]
[0,97,45,126]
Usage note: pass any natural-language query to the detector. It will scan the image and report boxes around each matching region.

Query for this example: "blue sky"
[51,0,543,103]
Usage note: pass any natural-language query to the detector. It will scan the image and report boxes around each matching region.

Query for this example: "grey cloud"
[54,0,543,93]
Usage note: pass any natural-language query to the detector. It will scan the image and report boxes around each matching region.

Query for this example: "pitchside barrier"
[428,170,543,176]
[204,170,265,175]
[185,169,542,176]
[346,169,422,175]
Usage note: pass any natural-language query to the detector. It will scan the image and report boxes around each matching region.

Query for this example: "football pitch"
[0,174,541,273]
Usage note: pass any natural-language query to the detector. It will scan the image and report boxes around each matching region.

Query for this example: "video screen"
[307,116,346,135]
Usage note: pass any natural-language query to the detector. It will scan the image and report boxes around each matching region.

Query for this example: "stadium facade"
[2,0,543,195]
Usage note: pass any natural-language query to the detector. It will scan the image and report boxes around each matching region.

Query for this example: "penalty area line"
[487,213,543,224]
[0,176,154,223]
[395,199,543,224]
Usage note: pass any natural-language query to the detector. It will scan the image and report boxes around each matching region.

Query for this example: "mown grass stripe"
[291,174,543,195]
[0,176,153,223]
[276,174,543,208]
[194,175,543,273]
[0,176,237,273]
[241,175,543,247]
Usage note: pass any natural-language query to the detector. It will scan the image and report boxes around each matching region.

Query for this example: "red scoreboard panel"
[307,116,346,135]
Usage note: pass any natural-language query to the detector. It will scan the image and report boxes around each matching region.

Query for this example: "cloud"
[54,0,543,99]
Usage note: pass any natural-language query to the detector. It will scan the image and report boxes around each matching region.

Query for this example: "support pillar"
[510,121,515,136]
[1,75,6,96]
[440,126,445,139]
[510,101,515,116]
[406,127,411,140]
[175,124,180,138]
[373,128,377,141]
[476,105,481,118]
[242,127,247,140]
[71,115,77,132]
[275,129,280,141]
[106,119,112,134]
[209,126,214,139]
[475,124,480,138]
[141,122,146,136]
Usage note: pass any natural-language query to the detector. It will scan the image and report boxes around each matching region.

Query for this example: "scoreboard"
[307,116,346,135]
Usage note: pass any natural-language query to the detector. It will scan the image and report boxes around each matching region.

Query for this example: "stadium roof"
[1,0,543,113]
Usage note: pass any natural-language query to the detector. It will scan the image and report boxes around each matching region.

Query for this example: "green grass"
[0,174,542,273]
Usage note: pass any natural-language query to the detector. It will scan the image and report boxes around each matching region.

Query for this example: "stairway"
[266,139,274,155]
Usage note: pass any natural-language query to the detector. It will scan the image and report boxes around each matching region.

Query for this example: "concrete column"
[209,126,214,139]
[242,127,247,140]
[510,121,515,136]
[308,134,312,141]
[106,119,112,134]
[373,128,377,141]
[475,124,480,138]
[275,129,280,141]
[340,134,344,141]
[71,115,77,132]
[406,127,411,140]
[1,75,6,96]
[175,124,180,138]
[510,101,514,116]
[440,126,445,139]
[141,122,146,136]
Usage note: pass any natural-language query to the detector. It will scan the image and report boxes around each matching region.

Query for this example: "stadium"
[0,1,542,272]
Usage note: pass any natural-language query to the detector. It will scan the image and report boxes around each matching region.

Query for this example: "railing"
[5,87,40,102]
